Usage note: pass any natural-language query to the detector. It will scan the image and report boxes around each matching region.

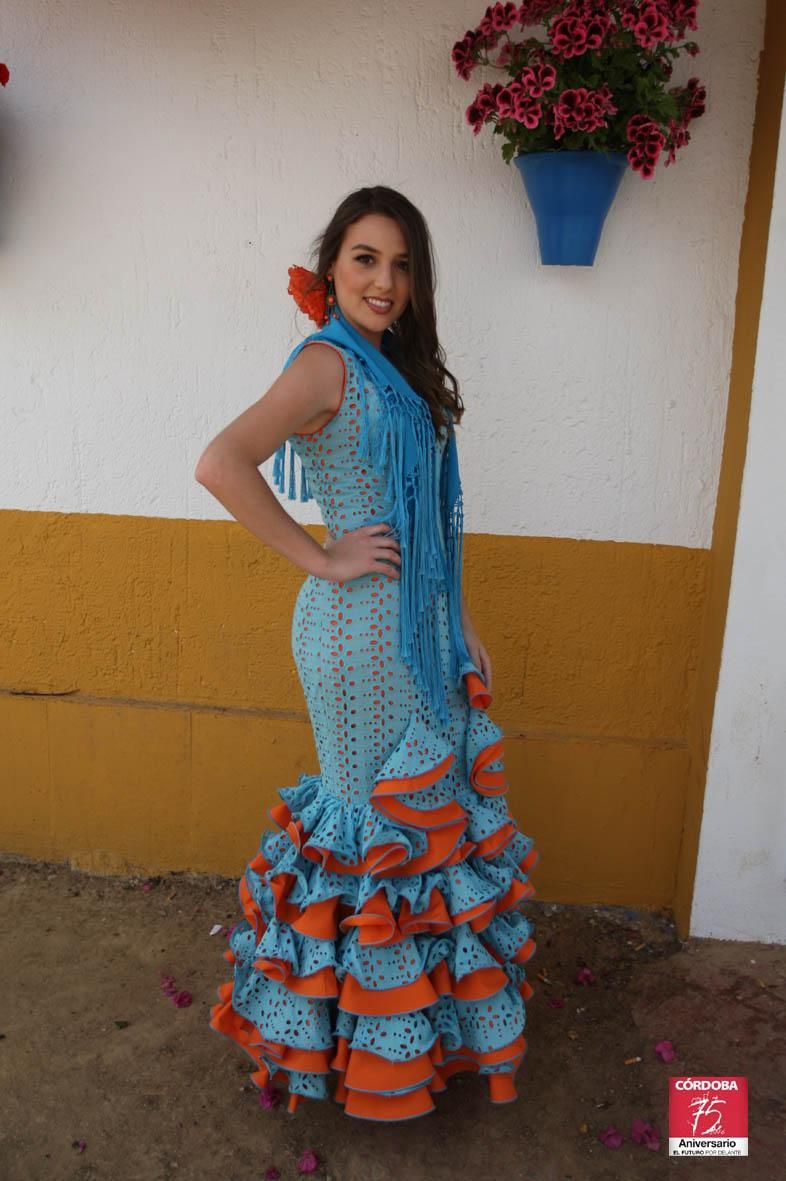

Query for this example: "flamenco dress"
[209,307,540,1123]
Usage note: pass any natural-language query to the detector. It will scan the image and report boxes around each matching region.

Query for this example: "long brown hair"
[302,186,464,436]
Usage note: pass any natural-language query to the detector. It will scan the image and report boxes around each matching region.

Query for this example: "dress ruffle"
[209,670,540,1122]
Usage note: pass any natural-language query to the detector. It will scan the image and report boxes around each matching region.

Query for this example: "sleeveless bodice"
[287,342,449,561]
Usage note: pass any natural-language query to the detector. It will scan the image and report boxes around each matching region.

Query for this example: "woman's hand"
[321,524,401,584]
[461,599,492,692]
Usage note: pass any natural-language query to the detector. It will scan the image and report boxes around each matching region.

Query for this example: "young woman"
[195,185,539,1123]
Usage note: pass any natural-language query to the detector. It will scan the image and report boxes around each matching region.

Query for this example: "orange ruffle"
[251,840,538,955]
[469,736,507,795]
[373,752,455,796]
[269,801,470,880]
[465,669,493,709]
[328,1030,528,1120]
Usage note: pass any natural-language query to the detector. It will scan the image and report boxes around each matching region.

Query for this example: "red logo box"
[669,1076,748,1157]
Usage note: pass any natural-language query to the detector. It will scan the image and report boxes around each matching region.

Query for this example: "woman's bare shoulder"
[286,341,348,435]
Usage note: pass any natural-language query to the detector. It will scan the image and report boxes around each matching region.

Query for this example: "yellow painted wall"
[2,510,705,907]
[673,1,786,935]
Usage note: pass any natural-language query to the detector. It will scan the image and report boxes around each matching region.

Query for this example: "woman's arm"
[194,344,345,578]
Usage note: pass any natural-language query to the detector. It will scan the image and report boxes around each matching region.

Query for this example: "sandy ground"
[1,856,784,1181]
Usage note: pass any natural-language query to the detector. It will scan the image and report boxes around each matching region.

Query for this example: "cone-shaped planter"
[514,150,629,266]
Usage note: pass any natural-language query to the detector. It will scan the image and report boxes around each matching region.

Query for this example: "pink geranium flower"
[297,1149,320,1173]
[598,1125,624,1148]
[519,64,558,98]
[551,15,589,59]
[674,0,699,31]
[452,29,484,81]
[259,1082,282,1110]
[655,1039,676,1061]
[632,1,669,49]
[631,1118,661,1151]
[497,80,526,118]
[482,1,519,34]
[517,0,557,27]
[512,94,543,129]
[626,113,666,178]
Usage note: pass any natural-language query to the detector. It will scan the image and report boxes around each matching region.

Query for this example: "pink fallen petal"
[631,1119,661,1151]
[71,1140,87,1153]
[297,1148,320,1173]
[141,881,153,892]
[598,1125,623,1148]
[575,966,596,985]
[655,1039,676,1062]
[259,1082,282,1110]
[264,1169,281,1180]
[547,997,565,1009]
[172,990,193,1008]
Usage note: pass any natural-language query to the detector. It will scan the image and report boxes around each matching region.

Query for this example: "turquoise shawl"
[272,305,473,726]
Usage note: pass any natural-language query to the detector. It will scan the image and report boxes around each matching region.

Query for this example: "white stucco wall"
[0,0,766,544]
[691,78,786,944]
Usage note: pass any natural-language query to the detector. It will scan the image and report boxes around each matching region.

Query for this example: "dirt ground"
[1,856,784,1181]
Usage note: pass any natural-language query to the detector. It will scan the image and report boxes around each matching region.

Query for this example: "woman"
[195,185,539,1123]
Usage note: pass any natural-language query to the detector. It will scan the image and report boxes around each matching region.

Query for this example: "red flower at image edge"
[0,64,10,87]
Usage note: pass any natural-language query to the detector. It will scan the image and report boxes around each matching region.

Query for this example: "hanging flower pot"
[514,149,629,266]
[451,3,707,267]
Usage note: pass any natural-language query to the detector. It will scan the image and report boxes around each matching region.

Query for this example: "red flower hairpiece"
[287,265,329,326]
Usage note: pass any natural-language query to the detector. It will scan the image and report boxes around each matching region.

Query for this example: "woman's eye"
[353,254,408,271]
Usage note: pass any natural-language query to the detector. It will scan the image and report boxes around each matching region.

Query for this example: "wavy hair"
[300,186,464,436]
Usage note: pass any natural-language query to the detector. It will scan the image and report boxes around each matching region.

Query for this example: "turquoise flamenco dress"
[209,334,540,1122]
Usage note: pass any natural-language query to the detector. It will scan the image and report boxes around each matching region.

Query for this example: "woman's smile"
[364,296,394,314]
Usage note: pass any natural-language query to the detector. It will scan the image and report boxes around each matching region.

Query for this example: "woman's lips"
[364,297,393,316]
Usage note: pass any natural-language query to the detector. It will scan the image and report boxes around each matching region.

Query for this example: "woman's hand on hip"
[321,524,401,583]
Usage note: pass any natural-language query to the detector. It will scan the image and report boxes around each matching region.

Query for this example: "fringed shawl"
[272,309,472,726]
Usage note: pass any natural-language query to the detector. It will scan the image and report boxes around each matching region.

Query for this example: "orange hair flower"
[287,265,329,326]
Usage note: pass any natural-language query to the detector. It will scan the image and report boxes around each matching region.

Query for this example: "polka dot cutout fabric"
[209,342,541,1122]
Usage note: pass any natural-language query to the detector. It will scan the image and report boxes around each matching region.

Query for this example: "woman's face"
[330,213,411,349]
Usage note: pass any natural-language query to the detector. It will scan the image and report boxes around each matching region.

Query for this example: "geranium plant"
[452,1,707,179]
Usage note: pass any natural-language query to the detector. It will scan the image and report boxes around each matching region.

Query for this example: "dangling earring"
[325,271,337,320]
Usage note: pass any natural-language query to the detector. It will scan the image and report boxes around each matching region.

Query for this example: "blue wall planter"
[514,150,629,267]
